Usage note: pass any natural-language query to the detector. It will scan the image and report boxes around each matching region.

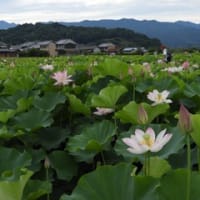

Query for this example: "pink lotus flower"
[142,62,151,72]
[182,61,190,69]
[51,70,73,86]
[93,107,114,116]
[122,128,172,154]
[147,89,172,106]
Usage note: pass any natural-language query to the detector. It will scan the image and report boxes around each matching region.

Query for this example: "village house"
[0,49,17,57]
[76,44,100,54]
[27,41,57,56]
[122,47,138,54]
[0,42,17,57]
[10,41,57,56]
[56,39,78,55]
[0,39,136,57]
[0,42,8,49]
[38,41,57,56]
[98,42,118,54]
[19,42,36,51]
[122,47,148,54]
[10,42,36,53]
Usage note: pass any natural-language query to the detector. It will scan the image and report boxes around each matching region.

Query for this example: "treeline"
[0,23,161,48]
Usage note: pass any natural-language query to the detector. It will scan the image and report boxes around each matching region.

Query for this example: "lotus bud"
[137,104,148,125]
[128,67,133,75]
[178,104,192,133]
[119,72,123,80]
[44,157,50,169]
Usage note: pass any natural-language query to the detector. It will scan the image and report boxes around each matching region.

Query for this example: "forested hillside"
[0,22,161,48]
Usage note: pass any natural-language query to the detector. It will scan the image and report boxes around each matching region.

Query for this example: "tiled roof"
[56,39,76,45]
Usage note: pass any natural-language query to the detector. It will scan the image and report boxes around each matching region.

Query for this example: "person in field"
[161,45,172,63]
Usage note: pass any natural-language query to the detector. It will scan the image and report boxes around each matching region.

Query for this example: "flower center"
[141,134,154,147]
[156,93,164,102]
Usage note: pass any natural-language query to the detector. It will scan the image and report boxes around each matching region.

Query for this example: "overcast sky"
[1,0,200,24]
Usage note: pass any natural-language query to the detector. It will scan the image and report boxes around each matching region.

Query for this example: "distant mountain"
[0,22,161,48]
[2,18,200,48]
[175,21,200,29]
[0,20,16,29]
[60,19,200,48]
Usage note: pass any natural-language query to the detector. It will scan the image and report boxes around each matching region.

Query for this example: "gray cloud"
[0,0,199,23]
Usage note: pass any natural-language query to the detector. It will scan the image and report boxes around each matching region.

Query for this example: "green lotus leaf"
[0,109,16,123]
[149,126,185,159]
[0,125,24,139]
[3,75,36,94]
[33,92,66,112]
[0,95,18,111]
[26,149,46,172]
[191,114,200,148]
[184,82,200,98]
[60,163,158,200]
[136,79,154,93]
[0,90,37,119]
[13,108,53,131]
[94,58,129,78]
[67,120,116,162]
[0,147,31,180]
[157,169,200,200]
[22,180,52,200]
[171,75,185,91]
[16,97,33,113]
[115,101,169,124]
[49,151,77,181]
[0,91,38,117]
[0,94,26,123]
[83,75,110,94]
[91,85,127,108]
[34,127,69,150]
[0,169,33,200]
[154,76,180,93]
[67,94,91,116]
[148,157,171,178]
[168,148,197,169]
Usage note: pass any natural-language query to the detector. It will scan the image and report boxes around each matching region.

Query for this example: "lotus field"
[0,52,200,200]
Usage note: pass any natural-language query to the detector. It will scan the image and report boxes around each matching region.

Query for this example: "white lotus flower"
[161,66,183,73]
[122,128,172,154]
[93,107,114,116]
[40,64,54,71]
[147,89,172,106]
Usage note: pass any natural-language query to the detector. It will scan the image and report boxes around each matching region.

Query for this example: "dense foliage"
[0,22,161,48]
[0,53,200,200]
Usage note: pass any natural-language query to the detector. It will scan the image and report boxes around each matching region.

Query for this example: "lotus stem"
[46,168,50,200]
[114,118,118,135]
[144,153,150,176]
[101,151,106,165]
[147,152,150,176]
[144,154,147,176]
[132,82,135,101]
[197,147,200,172]
[186,135,191,200]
